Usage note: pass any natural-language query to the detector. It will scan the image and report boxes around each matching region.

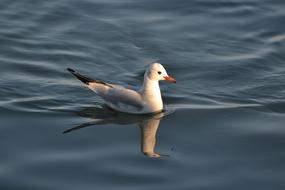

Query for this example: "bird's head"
[146,63,176,83]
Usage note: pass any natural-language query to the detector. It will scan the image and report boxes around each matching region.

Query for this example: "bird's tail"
[67,68,94,84]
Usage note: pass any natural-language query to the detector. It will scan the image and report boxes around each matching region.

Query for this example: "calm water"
[1,0,285,189]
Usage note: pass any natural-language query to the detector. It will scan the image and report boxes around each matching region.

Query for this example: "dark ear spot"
[157,71,162,75]
[147,70,152,78]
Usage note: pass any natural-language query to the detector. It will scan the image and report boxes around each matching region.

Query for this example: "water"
[1,0,285,189]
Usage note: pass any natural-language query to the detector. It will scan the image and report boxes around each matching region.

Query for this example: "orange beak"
[164,75,176,83]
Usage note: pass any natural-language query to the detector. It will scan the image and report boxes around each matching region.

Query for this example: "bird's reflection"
[64,105,170,158]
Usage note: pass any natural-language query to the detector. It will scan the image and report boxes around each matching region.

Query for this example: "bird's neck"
[141,77,162,101]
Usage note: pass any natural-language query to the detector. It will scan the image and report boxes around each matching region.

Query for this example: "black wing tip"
[66,67,92,84]
[67,68,75,73]
[66,67,112,87]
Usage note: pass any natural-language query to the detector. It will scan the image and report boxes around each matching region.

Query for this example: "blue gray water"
[1,0,285,189]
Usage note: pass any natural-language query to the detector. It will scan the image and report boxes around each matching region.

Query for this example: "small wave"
[268,34,285,43]
[167,102,261,111]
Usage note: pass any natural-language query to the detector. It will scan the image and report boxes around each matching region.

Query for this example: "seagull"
[67,63,176,114]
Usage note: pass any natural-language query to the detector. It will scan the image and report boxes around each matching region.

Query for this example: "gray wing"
[67,68,144,112]
[101,86,144,111]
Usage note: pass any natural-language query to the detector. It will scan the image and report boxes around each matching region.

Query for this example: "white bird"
[67,63,176,114]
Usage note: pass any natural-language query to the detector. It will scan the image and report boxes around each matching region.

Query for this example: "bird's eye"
[157,71,162,75]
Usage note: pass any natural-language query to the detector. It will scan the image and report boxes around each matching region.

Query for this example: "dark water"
[1,0,285,189]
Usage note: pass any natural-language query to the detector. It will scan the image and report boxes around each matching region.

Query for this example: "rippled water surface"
[1,0,285,189]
